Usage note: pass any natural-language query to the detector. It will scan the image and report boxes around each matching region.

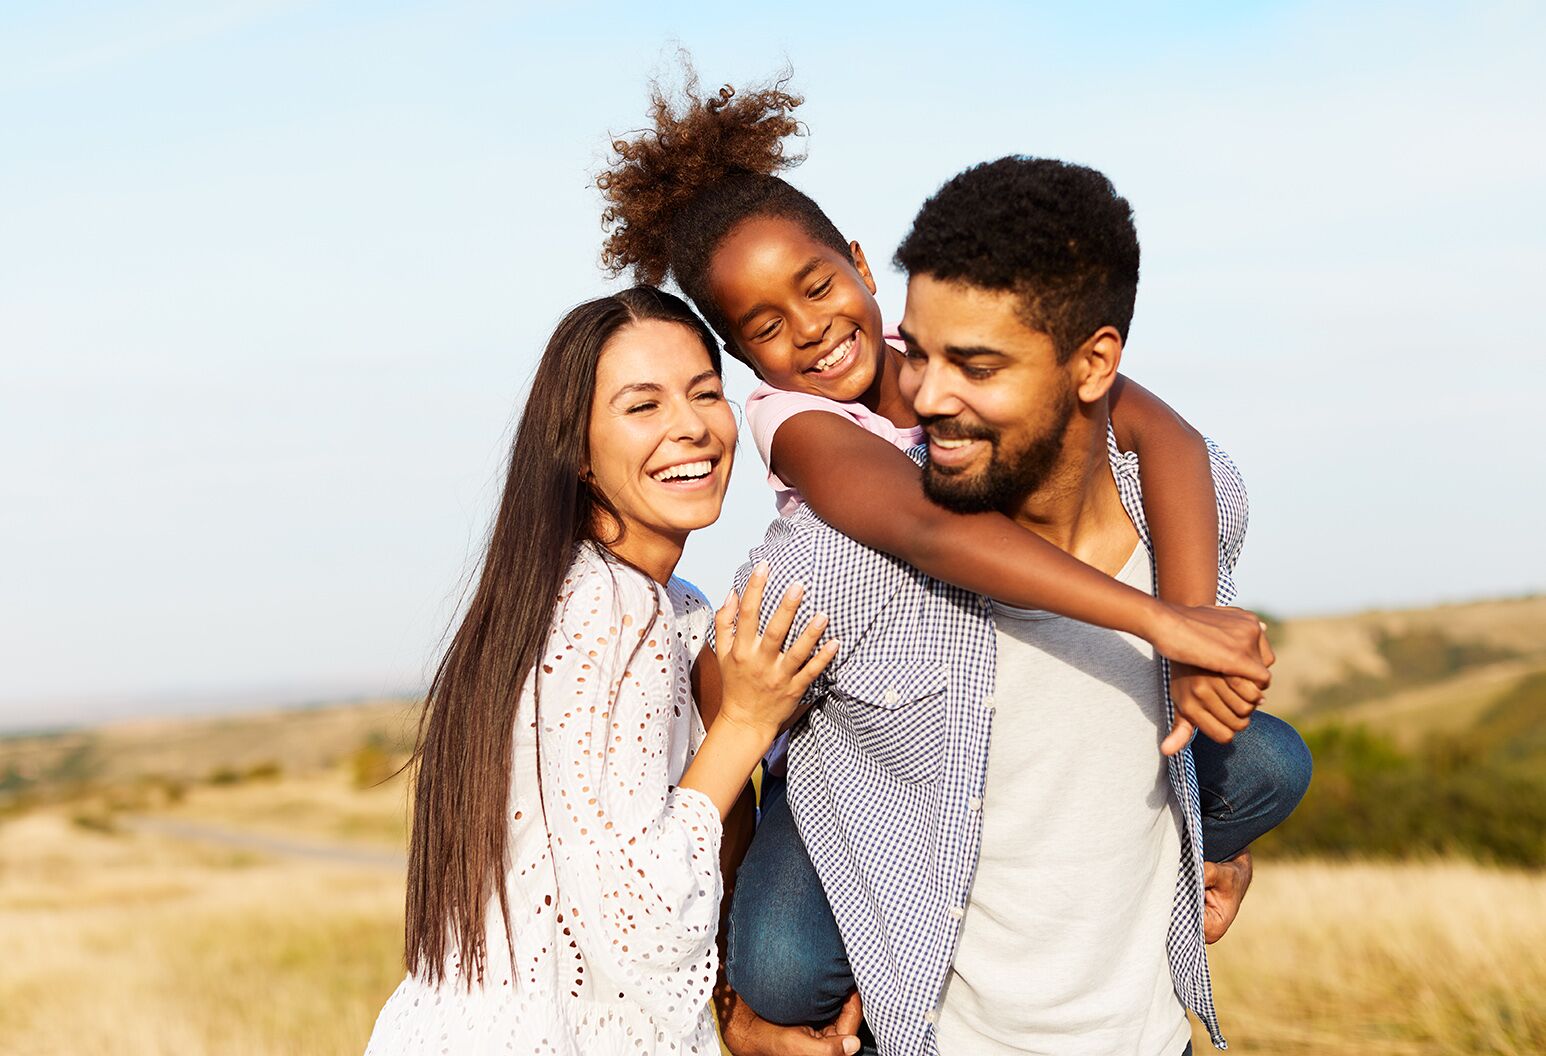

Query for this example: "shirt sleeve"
[537,563,722,1035]
[745,385,867,482]
[1205,438,1249,604]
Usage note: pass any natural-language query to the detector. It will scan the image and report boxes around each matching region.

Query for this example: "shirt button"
[948,905,965,920]
[883,687,901,705]
[968,796,982,811]
[982,694,996,711]
[923,1009,938,1025]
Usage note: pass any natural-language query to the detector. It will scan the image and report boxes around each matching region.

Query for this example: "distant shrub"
[349,742,397,790]
[208,767,243,786]
[1258,686,1546,868]
[70,810,119,835]
[245,761,283,781]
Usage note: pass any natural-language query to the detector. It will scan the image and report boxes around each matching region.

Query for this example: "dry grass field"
[4,595,1545,1054]
[5,783,1543,1056]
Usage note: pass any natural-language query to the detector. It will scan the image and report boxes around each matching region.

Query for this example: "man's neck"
[1007,408,1139,577]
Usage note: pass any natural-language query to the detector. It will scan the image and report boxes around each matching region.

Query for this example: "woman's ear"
[850,241,879,296]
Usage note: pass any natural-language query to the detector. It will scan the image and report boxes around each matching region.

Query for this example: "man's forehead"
[901,274,1041,350]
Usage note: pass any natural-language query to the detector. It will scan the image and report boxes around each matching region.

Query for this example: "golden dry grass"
[6,785,1545,1056]
[1195,859,1546,1055]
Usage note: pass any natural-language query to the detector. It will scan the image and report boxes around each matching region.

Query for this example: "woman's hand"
[714,562,839,740]
[1150,603,1275,687]
[680,563,838,819]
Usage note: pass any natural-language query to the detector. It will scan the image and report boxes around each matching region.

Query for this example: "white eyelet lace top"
[365,543,721,1055]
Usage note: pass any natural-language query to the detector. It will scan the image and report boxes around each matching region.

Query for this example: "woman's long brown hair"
[404,285,720,985]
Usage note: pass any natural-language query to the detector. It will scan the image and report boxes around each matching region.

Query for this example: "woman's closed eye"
[625,400,659,414]
[693,388,725,403]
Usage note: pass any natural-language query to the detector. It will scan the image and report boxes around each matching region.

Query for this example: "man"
[719,157,1304,1056]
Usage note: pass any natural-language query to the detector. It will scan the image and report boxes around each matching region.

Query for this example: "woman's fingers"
[781,609,829,665]
[734,562,770,655]
[759,579,806,654]
[714,589,738,658]
[792,639,841,693]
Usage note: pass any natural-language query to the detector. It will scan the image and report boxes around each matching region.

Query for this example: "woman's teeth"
[651,460,713,482]
[808,335,856,374]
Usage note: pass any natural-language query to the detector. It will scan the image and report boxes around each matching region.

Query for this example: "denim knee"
[1193,710,1312,861]
[726,777,855,1026]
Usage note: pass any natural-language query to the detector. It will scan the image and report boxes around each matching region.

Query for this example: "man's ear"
[850,241,879,296]
[1073,326,1124,404]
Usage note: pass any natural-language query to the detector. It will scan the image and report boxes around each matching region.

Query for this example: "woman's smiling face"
[705,215,888,404]
[586,319,737,553]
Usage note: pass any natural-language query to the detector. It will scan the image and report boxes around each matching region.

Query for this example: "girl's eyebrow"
[734,256,826,331]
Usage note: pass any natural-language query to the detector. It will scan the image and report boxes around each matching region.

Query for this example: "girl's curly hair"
[597,62,849,352]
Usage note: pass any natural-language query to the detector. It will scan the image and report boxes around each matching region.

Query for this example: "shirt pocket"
[824,658,949,783]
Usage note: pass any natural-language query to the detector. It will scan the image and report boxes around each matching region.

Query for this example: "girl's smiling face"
[705,215,889,405]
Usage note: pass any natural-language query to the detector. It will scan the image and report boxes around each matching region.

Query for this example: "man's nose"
[909,362,962,419]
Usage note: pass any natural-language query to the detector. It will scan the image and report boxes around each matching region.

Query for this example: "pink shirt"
[744,384,925,516]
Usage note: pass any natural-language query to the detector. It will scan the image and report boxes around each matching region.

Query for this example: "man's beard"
[921,385,1076,514]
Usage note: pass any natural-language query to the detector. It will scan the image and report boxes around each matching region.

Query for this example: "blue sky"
[3,1,1543,726]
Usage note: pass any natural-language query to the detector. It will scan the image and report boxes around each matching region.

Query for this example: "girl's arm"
[1109,375,1264,748]
[769,407,1269,684]
[1108,375,1219,608]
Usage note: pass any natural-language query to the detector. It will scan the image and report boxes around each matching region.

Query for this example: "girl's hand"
[713,562,839,740]
[1151,603,1275,687]
[1161,661,1265,754]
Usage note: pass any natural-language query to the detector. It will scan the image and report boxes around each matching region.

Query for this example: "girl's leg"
[726,772,857,1026]
[1192,710,1312,862]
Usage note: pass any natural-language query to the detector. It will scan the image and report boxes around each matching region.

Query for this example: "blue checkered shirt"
[729,428,1248,1055]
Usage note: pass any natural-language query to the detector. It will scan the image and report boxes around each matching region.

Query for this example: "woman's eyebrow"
[686,370,719,388]
[610,381,663,404]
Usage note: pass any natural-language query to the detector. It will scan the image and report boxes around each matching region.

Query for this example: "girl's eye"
[626,401,659,414]
[809,278,832,298]
[753,321,780,342]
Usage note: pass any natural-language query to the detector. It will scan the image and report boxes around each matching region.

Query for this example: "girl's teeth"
[812,336,855,373]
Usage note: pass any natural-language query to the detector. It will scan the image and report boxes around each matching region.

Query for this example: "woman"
[365,286,838,1055]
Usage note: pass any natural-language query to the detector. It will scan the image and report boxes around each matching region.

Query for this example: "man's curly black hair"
[894,156,1140,363]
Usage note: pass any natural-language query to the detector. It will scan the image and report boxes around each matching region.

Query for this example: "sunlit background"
[5,5,1546,1055]
[5,0,1543,726]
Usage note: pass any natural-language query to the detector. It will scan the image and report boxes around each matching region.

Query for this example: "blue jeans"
[725,711,1311,1029]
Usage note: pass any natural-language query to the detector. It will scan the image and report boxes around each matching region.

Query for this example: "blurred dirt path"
[123,816,405,867]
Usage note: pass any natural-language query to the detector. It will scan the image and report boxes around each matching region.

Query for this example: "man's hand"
[720,986,862,1056]
[1202,852,1254,943]
[1160,661,1265,755]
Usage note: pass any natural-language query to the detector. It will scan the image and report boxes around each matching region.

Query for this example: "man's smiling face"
[897,274,1078,514]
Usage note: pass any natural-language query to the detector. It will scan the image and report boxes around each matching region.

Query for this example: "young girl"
[364,287,838,1055]
[594,73,1311,1037]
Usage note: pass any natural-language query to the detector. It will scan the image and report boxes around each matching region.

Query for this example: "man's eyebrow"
[894,327,1007,361]
[733,257,827,331]
[944,344,1010,360]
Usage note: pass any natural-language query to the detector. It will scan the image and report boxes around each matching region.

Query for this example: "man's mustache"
[918,415,997,444]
